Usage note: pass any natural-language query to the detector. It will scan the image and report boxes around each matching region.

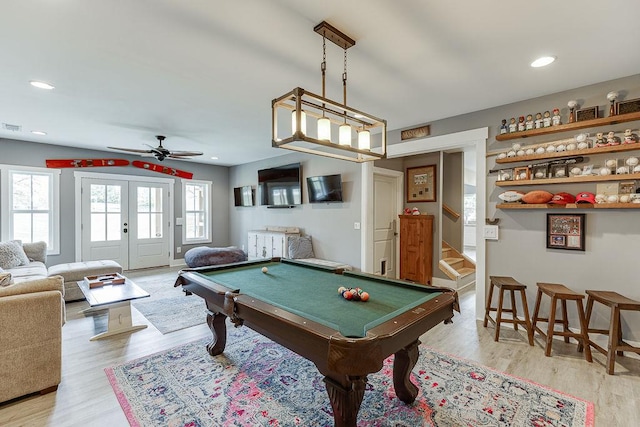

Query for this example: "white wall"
[229,152,364,269]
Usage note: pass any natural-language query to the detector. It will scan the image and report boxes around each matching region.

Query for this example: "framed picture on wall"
[406,165,436,202]
[546,213,585,251]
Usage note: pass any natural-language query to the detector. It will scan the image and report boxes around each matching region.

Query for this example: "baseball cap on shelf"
[575,192,597,204]
[548,192,576,204]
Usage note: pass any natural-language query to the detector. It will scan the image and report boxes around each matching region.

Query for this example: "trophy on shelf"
[568,100,578,123]
[607,91,619,116]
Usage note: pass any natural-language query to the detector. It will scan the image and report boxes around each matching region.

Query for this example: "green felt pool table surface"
[194,259,445,338]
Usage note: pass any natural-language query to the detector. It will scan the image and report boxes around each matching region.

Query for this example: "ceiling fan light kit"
[108,135,203,161]
[271,21,387,163]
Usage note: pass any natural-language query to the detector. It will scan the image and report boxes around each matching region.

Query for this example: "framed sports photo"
[406,165,436,202]
[547,213,585,251]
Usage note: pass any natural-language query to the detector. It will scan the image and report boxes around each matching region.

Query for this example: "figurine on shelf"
[508,117,517,133]
[500,119,508,134]
[607,131,621,146]
[552,108,561,126]
[517,115,526,132]
[525,114,534,130]
[543,110,552,127]
[568,100,578,123]
[623,129,637,144]
[595,132,608,147]
[534,112,543,129]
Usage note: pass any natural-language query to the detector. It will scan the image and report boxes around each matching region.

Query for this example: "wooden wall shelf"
[496,143,640,164]
[497,203,640,210]
[495,111,640,141]
[495,172,640,187]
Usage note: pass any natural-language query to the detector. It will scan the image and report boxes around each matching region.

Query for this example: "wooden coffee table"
[77,275,150,341]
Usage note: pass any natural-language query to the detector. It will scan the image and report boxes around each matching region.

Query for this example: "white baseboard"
[170,259,187,268]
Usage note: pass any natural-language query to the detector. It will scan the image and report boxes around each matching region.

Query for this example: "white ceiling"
[2,1,639,166]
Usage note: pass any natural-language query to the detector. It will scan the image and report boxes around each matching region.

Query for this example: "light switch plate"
[483,225,499,240]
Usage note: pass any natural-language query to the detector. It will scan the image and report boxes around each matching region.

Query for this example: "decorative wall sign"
[401,125,431,141]
[617,98,640,115]
[547,213,585,251]
[406,165,436,202]
[575,106,598,122]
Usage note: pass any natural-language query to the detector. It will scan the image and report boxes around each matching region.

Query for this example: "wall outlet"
[354,222,361,230]
[176,246,181,253]
[175,217,184,226]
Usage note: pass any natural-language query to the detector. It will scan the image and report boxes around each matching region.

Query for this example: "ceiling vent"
[2,123,22,132]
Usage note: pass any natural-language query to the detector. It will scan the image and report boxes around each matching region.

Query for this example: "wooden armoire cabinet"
[399,214,434,285]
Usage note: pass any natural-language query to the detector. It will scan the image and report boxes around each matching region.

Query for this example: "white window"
[1,165,61,254]
[182,179,211,244]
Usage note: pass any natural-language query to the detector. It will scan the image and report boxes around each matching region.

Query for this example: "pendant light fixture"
[272,21,386,162]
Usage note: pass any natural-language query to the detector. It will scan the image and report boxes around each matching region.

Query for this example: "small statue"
[543,110,552,127]
[525,114,534,130]
[500,119,508,134]
[595,132,607,147]
[508,117,517,133]
[623,129,637,144]
[552,108,561,126]
[607,131,620,146]
[517,116,526,132]
[534,112,543,129]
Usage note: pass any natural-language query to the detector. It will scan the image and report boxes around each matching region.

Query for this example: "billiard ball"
[338,286,347,294]
[360,292,369,302]
[261,267,268,273]
[343,291,353,300]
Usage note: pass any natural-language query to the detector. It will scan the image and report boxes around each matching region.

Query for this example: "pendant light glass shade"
[292,110,307,134]
[358,129,371,150]
[317,117,331,140]
[339,123,351,145]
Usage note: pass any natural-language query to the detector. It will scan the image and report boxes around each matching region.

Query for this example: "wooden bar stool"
[577,290,640,374]
[531,282,592,362]
[483,276,534,345]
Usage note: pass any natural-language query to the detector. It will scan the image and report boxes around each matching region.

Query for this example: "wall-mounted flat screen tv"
[233,185,254,207]
[258,163,302,207]
[307,174,343,203]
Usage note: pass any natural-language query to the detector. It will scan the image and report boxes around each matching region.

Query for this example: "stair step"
[443,257,464,267]
[457,267,475,278]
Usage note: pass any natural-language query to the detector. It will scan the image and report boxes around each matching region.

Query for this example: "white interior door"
[81,178,129,269]
[373,172,401,278]
[81,178,170,270]
[128,182,170,269]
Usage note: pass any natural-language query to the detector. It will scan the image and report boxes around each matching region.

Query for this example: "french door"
[81,178,170,270]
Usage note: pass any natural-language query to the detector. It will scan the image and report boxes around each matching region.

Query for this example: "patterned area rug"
[106,326,594,427]
[128,268,206,334]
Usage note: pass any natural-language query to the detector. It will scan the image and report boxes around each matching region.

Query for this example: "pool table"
[175,258,459,427]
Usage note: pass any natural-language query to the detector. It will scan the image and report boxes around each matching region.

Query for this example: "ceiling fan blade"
[107,146,153,154]
[168,151,203,157]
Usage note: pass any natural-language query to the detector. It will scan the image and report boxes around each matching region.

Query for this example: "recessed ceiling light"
[530,56,556,68]
[30,80,55,90]
[210,156,219,160]
[31,130,47,135]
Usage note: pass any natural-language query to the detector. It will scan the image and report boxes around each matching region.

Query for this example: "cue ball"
[261,267,268,273]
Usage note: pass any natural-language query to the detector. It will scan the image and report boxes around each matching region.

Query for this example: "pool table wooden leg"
[393,340,420,403]
[323,375,366,427]
[205,310,227,356]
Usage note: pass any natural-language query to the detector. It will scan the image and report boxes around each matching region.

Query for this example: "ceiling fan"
[108,135,203,161]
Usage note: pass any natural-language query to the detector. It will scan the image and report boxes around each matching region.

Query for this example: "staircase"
[439,241,475,289]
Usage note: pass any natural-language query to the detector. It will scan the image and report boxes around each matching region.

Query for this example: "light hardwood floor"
[1,268,639,426]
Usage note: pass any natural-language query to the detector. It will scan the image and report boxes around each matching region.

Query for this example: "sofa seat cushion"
[184,246,248,268]
[48,260,123,283]
[8,261,48,283]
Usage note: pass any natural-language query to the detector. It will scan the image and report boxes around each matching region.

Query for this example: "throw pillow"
[23,241,48,263]
[0,240,31,269]
[288,235,315,259]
